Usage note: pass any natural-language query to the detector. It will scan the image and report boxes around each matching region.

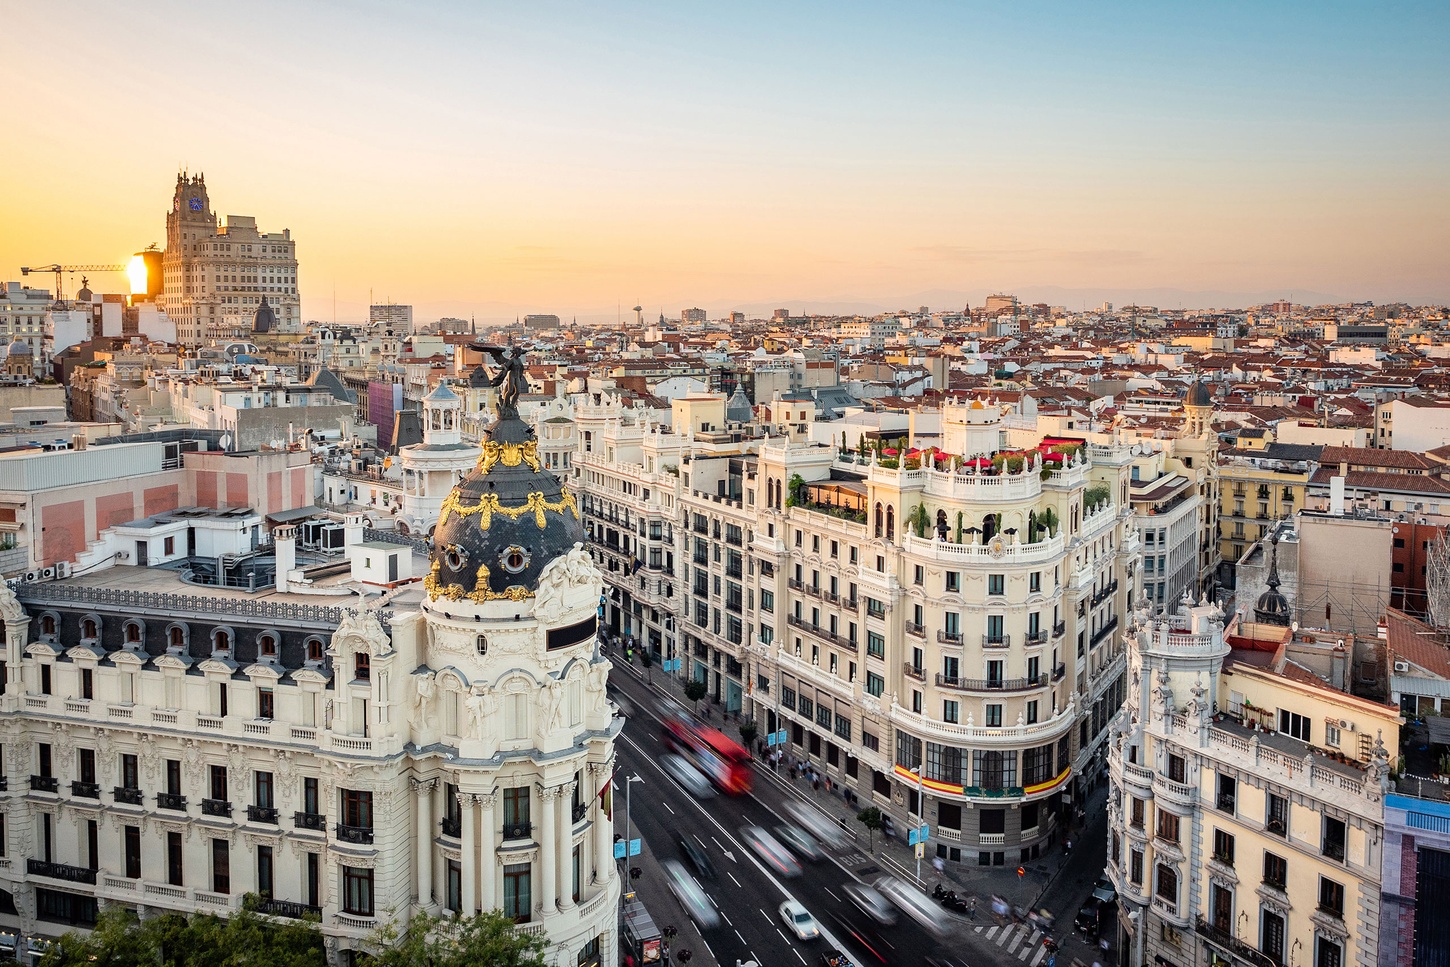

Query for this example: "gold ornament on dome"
[437,489,579,532]
[424,559,535,603]
[478,439,541,474]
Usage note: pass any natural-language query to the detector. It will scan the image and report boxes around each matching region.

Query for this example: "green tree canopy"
[362,910,548,967]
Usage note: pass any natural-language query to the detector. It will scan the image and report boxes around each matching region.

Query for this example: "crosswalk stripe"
[1007,929,1024,953]
[986,926,999,940]
[1028,942,1047,966]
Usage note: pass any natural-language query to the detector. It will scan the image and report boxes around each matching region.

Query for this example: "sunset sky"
[3,1,1447,321]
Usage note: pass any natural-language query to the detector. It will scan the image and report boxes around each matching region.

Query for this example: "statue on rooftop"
[473,344,528,420]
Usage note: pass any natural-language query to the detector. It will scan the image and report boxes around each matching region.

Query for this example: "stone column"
[539,785,558,913]
[477,791,497,913]
[592,764,612,883]
[557,781,577,910]
[412,778,435,906]
[460,792,476,915]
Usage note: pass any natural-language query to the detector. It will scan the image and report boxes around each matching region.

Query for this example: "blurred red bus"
[662,716,753,794]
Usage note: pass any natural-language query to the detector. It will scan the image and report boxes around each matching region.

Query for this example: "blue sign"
[774,729,788,745]
[613,839,643,859]
[662,659,681,673]
[907,824,930,845]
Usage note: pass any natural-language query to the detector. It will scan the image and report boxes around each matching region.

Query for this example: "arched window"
[874,503,884,538]
[259,634,277,658]
[81,618,98,640]
[306,637,325,663]
[169,625,186,650]
[213,630,230,653]
[885,506,895,542]
[124,622,142,644]
[39,615,55,637]
[982,513,998,544]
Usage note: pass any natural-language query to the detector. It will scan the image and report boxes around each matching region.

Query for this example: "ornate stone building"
[0,364,619,965]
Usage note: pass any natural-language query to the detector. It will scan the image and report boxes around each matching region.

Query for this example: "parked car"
[740,825,803,877]
[1075,895,1115,938]
[842,883,897,925]
[677,835,717,880]
[1091,876,1118,904]
[779,900,821,940]
[774,823,825,861]
[662,859,719,929]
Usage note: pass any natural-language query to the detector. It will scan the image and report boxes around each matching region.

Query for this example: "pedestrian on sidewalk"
[967,896,976,919]
[1065,838,1073,854]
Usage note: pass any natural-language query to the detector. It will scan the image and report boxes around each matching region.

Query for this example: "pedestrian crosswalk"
[973,922,1051,965]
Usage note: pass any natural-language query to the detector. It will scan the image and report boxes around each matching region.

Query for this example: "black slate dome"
[253,297,276,334]
[425,349,582,604]
[1186,379,1213,407]
[1253,532,1292,626]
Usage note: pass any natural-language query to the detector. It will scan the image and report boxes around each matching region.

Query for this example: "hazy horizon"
[4,1,1446,322]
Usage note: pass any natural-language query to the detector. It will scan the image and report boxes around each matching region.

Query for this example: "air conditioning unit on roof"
[1393,660,1410,673]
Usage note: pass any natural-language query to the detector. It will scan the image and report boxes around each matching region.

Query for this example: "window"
[1325,722,1341,747]
[1267,793,1288,835]
[258,688,274,720]
[1155,864,1178,908]
[1322,816,1346,862]
[255,771,274,809]
[1157,811,1180,844]
[1167,754,1185,783]
[987,574,1005,595]
[1278,709,1311,742]
[121,754,138,791]
[354,653,371,681]
[166,759,182,796]
[1212,828,1235,866]
[124,825,141,879]
[798,696,814,720]
[81,668,93,700]
[503,863,532,923]
[1318,876,1344,917]
[1030,571,1041,593]
[342,789,374,830]
[503,787,530,828]
[1129,848,1143,885]
[212,838,230,894]
[945,572,960,593]
[1315,936,1342,967]
[1026,700,1038,724]
[913,565,923,586]
[78,748,96,785]
[306,637,324,662]
[209,765,228,802]
[343,866,375,917]
[861,731,879,752]
[40,664,51,695]
[1263,852,1287,889]
[1260,908,1285,962]
[259,634,277,658]
[865,672,884,698]
[257,845,274,898]
[984,704,1002,728]
[943,701,959,724]
[760,590,774,613]
[1216,774,1236,813]
[834,713,851,740]
[303,777,320,815]
[167,831,184,886]
[866,598,885,619]
[867,632,885,658]
[1130,797,1144,828]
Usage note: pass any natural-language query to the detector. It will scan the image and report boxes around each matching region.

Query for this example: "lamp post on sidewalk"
[910,764,925,884]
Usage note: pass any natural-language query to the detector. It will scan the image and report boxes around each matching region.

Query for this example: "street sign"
[614,839,643,859]
[914,842,924,859]
[766,732,779,747]
[774,729,788,744]
[907,824,930,845]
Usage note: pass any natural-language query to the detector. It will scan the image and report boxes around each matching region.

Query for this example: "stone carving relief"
[330,608,391,659]
[411,671,436,729]
[0,582,26,625]
[534,542,602,625]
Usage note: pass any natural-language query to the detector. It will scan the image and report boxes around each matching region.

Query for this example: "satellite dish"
[1291,621,1299,633]
[219,433,232,450]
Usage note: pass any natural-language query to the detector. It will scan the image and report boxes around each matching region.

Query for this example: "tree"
[786,473,805,508]
[363,909,548,967]
[41,899,327,967]
[856,806,884,851]
[684,678,708,714]
[737,716,758,752]
[1084,484,1110,510]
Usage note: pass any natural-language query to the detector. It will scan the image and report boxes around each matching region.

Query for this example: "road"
[607,671,1077,967]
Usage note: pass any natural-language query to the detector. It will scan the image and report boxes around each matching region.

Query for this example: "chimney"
[274,524,297,594]
[1329,476,1345,516]
[344,512,366,549]
[71,433,87,451]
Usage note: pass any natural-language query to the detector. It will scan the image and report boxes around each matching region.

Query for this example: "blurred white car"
[663,859,720,929]
[740,825,803,877]
[774,824,825,861]
[779,899,821,940]
[783,800,849,849]
[873,875,947,938]
[661,753,716,800]
[842,882,897,925]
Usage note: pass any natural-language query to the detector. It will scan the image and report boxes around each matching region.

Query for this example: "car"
[677,834,717,880]
[842,882,897,925]
[662,859,720,929]
[820,951,856,967]
[661,753,716,800]
[1091,876,1118,905]
[740,825,803,877]
[826,912,891,964]
[774,823,825,861]
[611,693,637,718]
[1075,895,1116,937]
[784,800,850,849]
[873,875,947,938]
[779,899,821,940]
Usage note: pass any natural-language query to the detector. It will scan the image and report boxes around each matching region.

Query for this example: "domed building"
[393,382,480,538]
[4,338,34,377]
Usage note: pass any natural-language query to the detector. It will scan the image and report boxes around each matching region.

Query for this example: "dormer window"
[259,634,277,659]
[354,653,371,682]
[213,630,230,653]
[81,618,98,640]
[305,637,324,663]
[39,615,55,638]
[169,626,186,651]
[124,622,142,645]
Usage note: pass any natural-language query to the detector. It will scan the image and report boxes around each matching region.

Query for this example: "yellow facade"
[1219,462,1310,566]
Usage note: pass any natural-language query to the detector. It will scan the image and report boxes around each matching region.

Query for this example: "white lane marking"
[719,911,732,926]
[735,930,746,944]
[729,872,743,888]
[794,948,807,964]
[1019,943,1032,961]
[760,908,772,922]
[823,886,840,902]
[662,801,675,815]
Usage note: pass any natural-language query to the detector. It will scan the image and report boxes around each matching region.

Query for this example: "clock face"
[173,197,180,213]
[189,197,203,212]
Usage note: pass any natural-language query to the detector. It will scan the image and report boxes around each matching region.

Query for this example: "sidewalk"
[608,646,1100,925]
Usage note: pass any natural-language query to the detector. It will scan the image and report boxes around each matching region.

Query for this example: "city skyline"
[3,1,1447,320]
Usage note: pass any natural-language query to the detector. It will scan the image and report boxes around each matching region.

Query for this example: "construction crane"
[19,263,127,305]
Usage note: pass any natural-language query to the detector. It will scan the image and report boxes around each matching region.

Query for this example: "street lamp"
[910,764,925,884]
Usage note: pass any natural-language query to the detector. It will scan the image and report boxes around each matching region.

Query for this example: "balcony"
[1154,774,1197,807]
[981,634,1010,649]
[572,802,589,823]
[294,812,326,831]
[822,590,840,605]
[29,775,58,794]
[785,614,858,652]
[936,673,1048,693]
[788,578,804,592]
[804,585,821,598]
[1024,630,1048,646]
[1091,579,1120,606]
[938,630,964,645]
[70,781,101,800]
[1091,616,1119,647]
[1052,621,1066,639]
[27,859,96,885]
[441,816,461,838]
[502,821,533,841]
[903,663,925,682]
[255,898,322,921]
[905,622,925,638]
[157,792,187,811]
[335,824,374,845]
[1052,663,1066,681]
[202,799,233,818]
[113,787,143,806]
[246,805,279,824]
[842,597,858,610]
[1195,916,1281,967]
